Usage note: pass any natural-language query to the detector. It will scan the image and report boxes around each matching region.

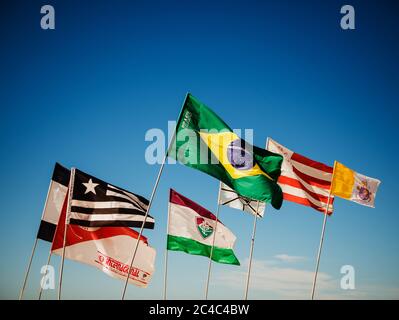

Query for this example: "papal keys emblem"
[356,180,371,202]
[196,217,214,239]
[226,139,254,170]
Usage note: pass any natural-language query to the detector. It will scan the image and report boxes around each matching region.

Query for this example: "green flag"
[169,93,284,209]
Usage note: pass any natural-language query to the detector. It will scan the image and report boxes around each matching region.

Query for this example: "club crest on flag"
[196,217,214,239]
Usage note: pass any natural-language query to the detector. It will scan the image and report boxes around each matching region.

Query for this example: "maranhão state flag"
[331,161,381,208]
[37,163,70,242]
[51,195,156,288]
[267,138,334,214]
[168,93,284,209]
[167,189,240,265]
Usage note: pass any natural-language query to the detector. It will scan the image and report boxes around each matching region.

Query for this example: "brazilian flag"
[169,93,284,209]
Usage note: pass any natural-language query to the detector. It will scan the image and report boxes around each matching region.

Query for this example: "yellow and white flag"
[331,161,381,208]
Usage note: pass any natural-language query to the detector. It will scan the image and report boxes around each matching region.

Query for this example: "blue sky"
[0,0,398,299]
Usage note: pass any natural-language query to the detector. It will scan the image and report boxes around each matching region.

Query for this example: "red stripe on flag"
[278,176,332,204]
[283,193,333,215]
[51,193,147,251]
[169,189,220,222]
[292,167,332,189]
[291,153,333,173]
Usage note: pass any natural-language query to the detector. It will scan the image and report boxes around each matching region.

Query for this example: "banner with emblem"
[167,189,240,265]
[168,93,284,209]
[51,194,156,288]
[331,161,381,208]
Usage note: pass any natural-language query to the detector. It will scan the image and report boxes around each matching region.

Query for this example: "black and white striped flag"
[69,169,154,228]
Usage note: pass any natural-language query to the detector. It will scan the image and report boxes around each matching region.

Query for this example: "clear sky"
[1,0,398,300]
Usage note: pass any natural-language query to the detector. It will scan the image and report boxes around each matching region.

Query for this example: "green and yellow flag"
[169,93,284,209]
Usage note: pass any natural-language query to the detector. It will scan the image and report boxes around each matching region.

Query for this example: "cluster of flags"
[35,164,157,290]
[21,93,381,300]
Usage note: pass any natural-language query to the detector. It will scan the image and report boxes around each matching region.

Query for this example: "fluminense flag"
[267,138,334,214]
[169,93,284,209]
[331,161,381,208]
[51,196,156,287]
[69,169,155,228]
[167,189,240,265]
[37,163,70,242]
[219,183,266,217]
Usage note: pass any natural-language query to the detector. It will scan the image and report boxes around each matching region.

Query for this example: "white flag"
[219,183,265,217]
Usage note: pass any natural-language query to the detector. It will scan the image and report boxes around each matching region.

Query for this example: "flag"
[68,168,155,228]
[37,163,70,242]
[51,195,156,287]
[267,138,334,214]
[167,189,240,265]
[219,183,266,217]
[331,161,381,208]
[169,93,283,209]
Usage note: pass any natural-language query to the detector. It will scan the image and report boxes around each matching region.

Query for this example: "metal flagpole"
[310,161,336,300]
[58,167,76,300]
[121,93,189,300]
[244,201,260,300]
[19,239,38,300]
[162,200,172,300]
[310,192,331,300]
[38,251,53,300]
[19,180,53,300]
[204,182,222,300]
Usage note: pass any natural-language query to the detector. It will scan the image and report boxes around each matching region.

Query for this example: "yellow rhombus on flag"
[331,161,381,208]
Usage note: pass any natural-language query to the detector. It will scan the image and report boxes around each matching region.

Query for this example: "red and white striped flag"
[267,138,334,214]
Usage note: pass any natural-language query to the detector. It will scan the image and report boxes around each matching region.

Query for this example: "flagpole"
[204,181,222,300]
[163,199,172,300]
[19,179,53,300]
[244,201,260,300]
[38,251,53,300]
[310,161,336,300]
[58,167,75,300]
[243,138,268,299]
[18,239,38,300]
[121,93,189,300]
[310,195,331,300]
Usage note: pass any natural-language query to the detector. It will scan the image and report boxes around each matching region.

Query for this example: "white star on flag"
[82,179,99,195]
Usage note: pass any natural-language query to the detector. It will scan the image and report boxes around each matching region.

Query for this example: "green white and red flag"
[167,189,240,265]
